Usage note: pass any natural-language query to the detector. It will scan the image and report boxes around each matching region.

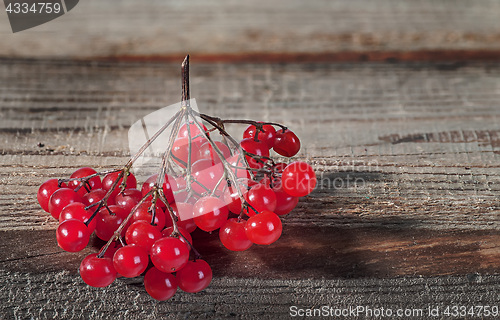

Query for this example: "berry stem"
[181,55,190,105]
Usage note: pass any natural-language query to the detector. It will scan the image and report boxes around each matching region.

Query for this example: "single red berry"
[95,205,129,241]
[48,188,82,219]
[193,196,229,232]
[102,171,137,201]
[102,171,137,191]
[150,237,190,273]
[56,219,90,252]
[162,227,193,249]
[245,183,277,215]
[281,161,317,197]
[37,179,66,212]
[68,167,102,197]
[131,201,166,231]
[239,138,270,169]
[273,129,300,157]
[114,188,142,213]
[219,218,252,251]
[82,188,114,206]
[79,253,117,287]
[273,184,299,215]
[176,259,212,293]
[245,211,282,245]
[125,220,162,253]
[198,141,231,164]
[143,267,177,301]
[112,245,149,278]
[243,123,277,148]
[59,202,97,232]
[171,137,205,167]
[177,121,209,141]
[191,159,224,195]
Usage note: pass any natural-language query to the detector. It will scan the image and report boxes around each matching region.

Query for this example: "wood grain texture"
[1,0,500,59]
[1,59,500,318]
[1,270,498,319]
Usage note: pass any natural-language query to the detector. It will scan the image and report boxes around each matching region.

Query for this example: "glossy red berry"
[245,211,282,245]
[177,121,209,141]
[219,218,252,251]
[191,159,224,194]
[68,167,102,196]
[37,179,65,212]
[243,123,277,148]
[131,201,166,231]
[150,237,189,273]
[273,184,299,216]
[59,202,97,232]
[79,253,117,287]
[95,205,128,241]
[281,161,317,197]
[239,138,270,169]
[125,220,162,252]
[273,129,300,157]
[171,137,205,167]
[82,188,114,206]
[144,267,177,301]
[198,141,231,164]
[102,171,137,191]
[102,171,137,201]
[193,196,229,232]
[245,183,277,215]
[176,259,212,293]
[112,245,149,278]
[114,188,142,212]
[48,188,82,219]
[56,219,90,252]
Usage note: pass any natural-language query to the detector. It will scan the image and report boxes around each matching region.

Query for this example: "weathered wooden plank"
[1,227,499,278]
[1,270,499,319]
[1,59,500,232]
[1,0,500,59]
[1,59,500,318]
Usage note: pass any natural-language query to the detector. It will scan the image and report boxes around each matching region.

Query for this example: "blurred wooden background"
[1,0,500,60]
[1,1,500,319]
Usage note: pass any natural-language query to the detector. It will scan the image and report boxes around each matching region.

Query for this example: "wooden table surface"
[1,1,500,319]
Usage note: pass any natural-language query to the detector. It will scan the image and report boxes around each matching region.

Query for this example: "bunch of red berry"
[35,56,317,301]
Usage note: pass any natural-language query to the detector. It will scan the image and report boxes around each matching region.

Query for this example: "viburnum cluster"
[36,56,317,301]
